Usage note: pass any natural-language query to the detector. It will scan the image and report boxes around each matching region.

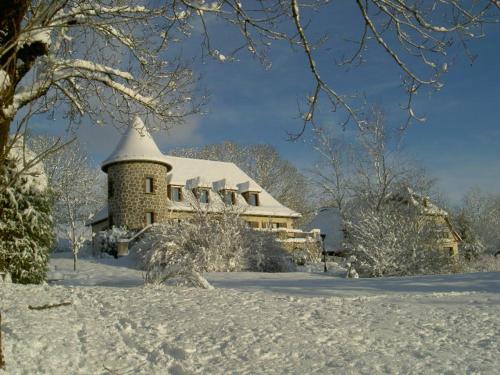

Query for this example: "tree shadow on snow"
[205,271,500,298]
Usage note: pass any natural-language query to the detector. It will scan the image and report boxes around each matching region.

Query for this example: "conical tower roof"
[101,117,172,172]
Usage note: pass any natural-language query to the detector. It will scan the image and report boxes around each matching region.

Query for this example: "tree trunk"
[0,0,33,166]
[73,252,77,271]
[0,312,5,369]
[0,114,12,168]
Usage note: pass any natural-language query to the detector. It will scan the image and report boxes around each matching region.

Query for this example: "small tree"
[454,210,485,261]
[0,140,54,284]
[458,188,500,255]
[29,136,104,270]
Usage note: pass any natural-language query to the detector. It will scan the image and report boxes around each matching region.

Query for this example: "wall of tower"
[107,161,168,229]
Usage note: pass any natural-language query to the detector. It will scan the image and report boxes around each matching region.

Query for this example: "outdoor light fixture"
[320,233,327,272]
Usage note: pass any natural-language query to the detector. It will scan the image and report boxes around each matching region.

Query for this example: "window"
[245,192,259,206]
[145,211,155,225]
[247,221,259,228]
[145,177,154,193]
[108,179,114,198]
[221,190,236,205]
[199,189,210,204]
[272,222,287,229]
[169,186,183,202]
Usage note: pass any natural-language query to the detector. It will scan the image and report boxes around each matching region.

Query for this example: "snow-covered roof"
[87,205,108,225]
[390,187,448,217]
[164,156,299,217]
[185,176,211,190]
[305,207,344,250]
[237,180,262,193]
[101,117,172,172]
[212,178,238,192]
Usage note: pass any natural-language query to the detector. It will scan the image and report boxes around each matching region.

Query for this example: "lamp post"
[320,233,327,272]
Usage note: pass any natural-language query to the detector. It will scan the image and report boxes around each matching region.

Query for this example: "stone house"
[307,189,461,257]
[89,117,320,251]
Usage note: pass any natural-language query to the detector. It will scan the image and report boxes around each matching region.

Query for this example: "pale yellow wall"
[92,210,298,232]
[419,215,460,256]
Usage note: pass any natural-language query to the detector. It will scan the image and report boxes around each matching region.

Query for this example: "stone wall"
[107,161,168,229]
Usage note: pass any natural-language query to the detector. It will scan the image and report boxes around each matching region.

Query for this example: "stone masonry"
[107,161,168,229]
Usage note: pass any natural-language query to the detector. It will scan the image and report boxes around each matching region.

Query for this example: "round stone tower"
[101,117,172,230]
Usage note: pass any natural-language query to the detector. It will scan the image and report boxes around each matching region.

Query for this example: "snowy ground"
[0,253,499,374]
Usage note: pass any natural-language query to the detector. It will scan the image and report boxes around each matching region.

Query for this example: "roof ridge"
[164,154,238,166]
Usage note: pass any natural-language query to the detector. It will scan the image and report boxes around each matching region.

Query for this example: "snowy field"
[0,253,499,374]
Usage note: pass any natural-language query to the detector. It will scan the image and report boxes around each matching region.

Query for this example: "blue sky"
[31,5,500,206]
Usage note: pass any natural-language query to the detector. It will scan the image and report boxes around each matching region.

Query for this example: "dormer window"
[168,185,183,202]
[244,192,259,206]
[194,188,210,204]
[237,181,261,207]
[221,190,236,205]
[145,177,154,194]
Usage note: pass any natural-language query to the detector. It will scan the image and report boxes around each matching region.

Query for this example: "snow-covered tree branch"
[176,0,498,136]
[2,0,498,166]
[312,106,435,214]
[0,0,201,165]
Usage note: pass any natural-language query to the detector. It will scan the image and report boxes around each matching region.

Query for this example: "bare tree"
[353,109,416,211]
[457,188,500,255]
[29,136,104,270]
[311,127,353,214]
[312,107,435,215]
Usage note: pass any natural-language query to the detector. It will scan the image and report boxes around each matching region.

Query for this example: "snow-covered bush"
[0,144,55,284]
[453,211,485,261]
[344,207,453,277]
[98,226,130,256]
[134,212,294,287]
[456,189,500,256]
[344,255,359,279]
[452,254,500,274]
[288,242,321,265]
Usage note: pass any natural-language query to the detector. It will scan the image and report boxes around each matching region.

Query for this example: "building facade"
[89,117,308,238]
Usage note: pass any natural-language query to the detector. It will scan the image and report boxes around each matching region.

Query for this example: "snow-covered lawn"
[0,253,499,374]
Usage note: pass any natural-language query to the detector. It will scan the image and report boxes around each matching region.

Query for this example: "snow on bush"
[0,141,54,284]
[98,226,130,256]
[344,207,453,277]
[134,212,295,288]
[453,254,500,273]
[454,211,485,261]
